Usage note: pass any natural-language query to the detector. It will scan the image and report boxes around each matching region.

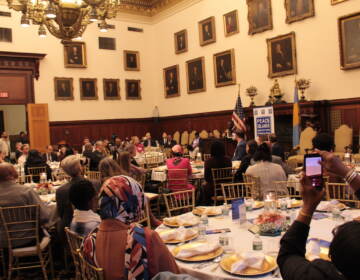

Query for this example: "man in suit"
[106,82,118,97]
[68,46,82,65]
[217,58,232,83]
[253,1,269,29]
[203,23,212,41]
[128,82,139,98]
[270,135,285,161]
[226,14,237,34]
[163,135,177,149]
[42,145,58,162]
[83,82,94,97]
[88,141,105,171]
[57,81,70,97]
[143,133,158,148]
[272,42,292,72]
[127,54,137,69]
[166,71,178,95]
[189,65,203,90]
[232,131,246,161]
[177,35,185,51]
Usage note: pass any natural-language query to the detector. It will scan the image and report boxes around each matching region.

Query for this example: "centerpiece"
[254,212,286,236]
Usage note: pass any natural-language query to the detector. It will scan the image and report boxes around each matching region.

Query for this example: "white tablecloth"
[164,208,360,280]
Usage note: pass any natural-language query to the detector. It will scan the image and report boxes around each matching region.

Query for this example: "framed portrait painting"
[338,12,360,70]
[186,57,206,94]
[163,65,180,98]
[54,77,74,100]
[223,10,239,37]
[174,29,188,54]
[285,0,315,24]
[80,78,98,100]
[247,0,273,35]
[198,16,216,46]
[103,79,120,100]
[125,79,141,100]
[63,41,87,68]
[124,50,140,71]
[331,0,348,5]
[267,32,297,78]
[213,49,236,88]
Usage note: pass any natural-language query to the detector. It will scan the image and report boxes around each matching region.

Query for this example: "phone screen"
[305,157,322,177]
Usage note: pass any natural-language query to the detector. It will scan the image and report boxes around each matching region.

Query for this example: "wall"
[0,105,26,135]
[152,0,360,116]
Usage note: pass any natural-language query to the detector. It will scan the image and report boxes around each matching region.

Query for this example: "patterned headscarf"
[98,175,145,224]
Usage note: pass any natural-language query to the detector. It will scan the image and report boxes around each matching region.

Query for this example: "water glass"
[197,224,207,241]
[245,198,254,211]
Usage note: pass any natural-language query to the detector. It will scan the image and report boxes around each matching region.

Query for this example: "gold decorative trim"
[118,0,189,16]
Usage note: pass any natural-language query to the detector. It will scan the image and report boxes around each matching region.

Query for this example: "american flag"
[232,93,247,132]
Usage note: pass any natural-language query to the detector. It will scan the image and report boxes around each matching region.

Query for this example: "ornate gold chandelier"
[7,0,121,41]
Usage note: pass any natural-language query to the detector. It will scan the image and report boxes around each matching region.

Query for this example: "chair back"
[181,131,189,145]
[243,174,262,200]
[199,130,208,139]
[167,168,188,192]
[188,130,197,145]
[213,129,221,138]
[326,183,358,205]
[18,175,33,184]
[52,168,70,182]
[334,124,353,153]
[138,200,151,227]
[144,154,163,169]
[163,189,195,217]
[0,205,39,251]
[211,167,234,205]
[78,250,104,280]
[65,228,83,280]
[85,171,101,181]
[173,131,180,144]
[286,157,299,174]
[274,181,300,198]
[203,154,211,161]
[299,127,317,155]
[221,182,254,204]
[27,166,47,182]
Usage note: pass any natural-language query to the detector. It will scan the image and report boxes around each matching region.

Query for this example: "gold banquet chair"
[181,131,189,146]
[189,130,197,146]
[163,189,195,217]
[78,250,104,280]
[173,131,180,145]
[274,181,300,199]
[85,171,101,181]
[326,183,358,206]
[138,200,151,227]
[243,174,262,200]
[18,175,33,184]
[211,167,234,205]
[221,182,254,204]
[65,228,84,280]
[203,154,211,161]
[334,124,353,155]
[27,166,47,182]
[0,205,54,280]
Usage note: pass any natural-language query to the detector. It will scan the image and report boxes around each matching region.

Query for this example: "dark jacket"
[84,150,104,171]
[24,159,52,183]
[232,140,246,161]
[42,152,59,162]
[143,139,158,147]
[204,156,232,185]
[234,154,253,182]
[272,142,285,161]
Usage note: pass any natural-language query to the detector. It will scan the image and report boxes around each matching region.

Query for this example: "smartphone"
[304,153,323,190]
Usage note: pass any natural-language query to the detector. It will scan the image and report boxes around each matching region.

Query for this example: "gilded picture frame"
[79,78,98,100]
[63,41,87,68]
[103,79,120,100]
[54,77,74,101]
[125,79,142,100]
[285,0,315,24]
[338,11,360,70]
[331,0,348,5]
[186,57,206,94]
[198,16,216,46]
[267,32,297,78]
[213,49,236,88]
[223,10,239,37]
[247,0,273,35]
[124,50,140,71]
[163,65,180,98]
[174,29,188,54]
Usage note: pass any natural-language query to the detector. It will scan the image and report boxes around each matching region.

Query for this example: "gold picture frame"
[199,16,216,46]
[163,65,180,98]
[223,10,239,37]
[338,11,360,70]
[54,77,74,101]
[267,32,297,78]
[213,49,236,88]
[125,79,142,100]
[186,57,206,94]
[79,78,98,100]
[103,79,120,100]
[174,29,188,54]
[247,0,273,35]
[331,0,348,5]
[124,50,140,71]
[63,41,87,68]
[285,0,315,24]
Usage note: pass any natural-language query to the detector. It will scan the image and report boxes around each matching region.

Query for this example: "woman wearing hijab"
[82,175,179,280]
[24,149,52,182]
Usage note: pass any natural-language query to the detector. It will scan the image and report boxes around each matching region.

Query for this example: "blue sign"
[256,116,272,135]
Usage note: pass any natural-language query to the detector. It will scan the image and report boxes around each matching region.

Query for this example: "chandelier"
[7,0,121,41]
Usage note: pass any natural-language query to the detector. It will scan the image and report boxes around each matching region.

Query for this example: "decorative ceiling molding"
[118,0,188,16]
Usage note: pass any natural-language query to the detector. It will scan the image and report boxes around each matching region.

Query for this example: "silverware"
[210,256,222,272]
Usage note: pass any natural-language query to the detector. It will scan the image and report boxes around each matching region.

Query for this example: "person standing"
[232,131,246,161]
[0,131,11,161]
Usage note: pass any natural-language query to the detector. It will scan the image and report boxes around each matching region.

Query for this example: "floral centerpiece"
[254,212,286,236]
[35,183,54,195]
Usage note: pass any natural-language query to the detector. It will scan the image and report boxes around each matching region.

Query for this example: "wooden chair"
[138,200,151,227]
[221,182,254,204]
[27,166,47,182]
[52,168,69,182]
[0,248,6,279]
[180,131,189,146]
[18,174,33,184]
[166,169,189,192]
[213,129,221,139]
[286,157,300,174]
[65,228,84,280]
[0,205,54,280]
[85,171,101,181]
[203,154,211,161]
[211,167,234,205]
[188,130,197,146]
[78,250,104,280]
[274,181,300,199]
[326,183,358,206]
[163,189,195,217]
[243,174,262,200]
[173,131,180,145]
[334,124,353,154]
[199,130,208,139]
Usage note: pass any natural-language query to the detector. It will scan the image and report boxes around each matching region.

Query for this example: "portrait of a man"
[124,50,140,71]
[339,12,360,70]
[223,10,239,37]
[103,79,120,100]
[64,42,86,68]
[174,29,188,54]
[186,57,206,94]
[213,49,236,87]
[199,16,216,46]
[80,78,98,100]
[247,0,273,35]
[267,32,297,78]
[285,0,314,24]
[126,79,141,100]
[54,78,73,100]
[163,65,180,98]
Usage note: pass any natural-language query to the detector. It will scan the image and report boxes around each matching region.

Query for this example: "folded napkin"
[176,242,220,259]
[317,200,340,212]
[157,227,197,241]
[231,252,265,273]
[164,213,199,226]
[196,206,222,215]
[306,239,321,261]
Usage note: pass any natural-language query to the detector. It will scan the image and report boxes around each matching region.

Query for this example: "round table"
[164,208,360,280]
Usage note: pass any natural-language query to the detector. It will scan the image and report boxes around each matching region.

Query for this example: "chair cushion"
[12,236,50,257]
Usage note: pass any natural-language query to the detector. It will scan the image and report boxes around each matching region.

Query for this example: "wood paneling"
[0,70,34,104]
[28,104,50,153]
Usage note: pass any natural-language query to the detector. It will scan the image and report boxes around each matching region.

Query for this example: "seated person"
[132,136,145,154]
[0,150,5,164]
[42,144,58,162]
[203,141,232,204]
[278,150,360,280]
[99,158,122,183]
[0,163,49,248]
[24,149,52,182]
[14,142,23,160]
[234,140,258,182]
[88,141,106,171]
[82,176,179,279]
[124,144,140,166]
[69,179,101,237]
[117,151,144,182]
[143,133,159,148]
[270,135,285,161]
[166,145,195,192]
[17,143,29,165]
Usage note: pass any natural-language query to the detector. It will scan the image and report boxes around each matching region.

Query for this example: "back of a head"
[61,155,81,178]
[269,134,277,143]
[210,141,225,158]
[99,158,122,180]
[253,143,272,162]
[236,131,245,139]
[247,140,258,156]
[69,179,96,211]
[118,152,131,173]
[84,143,93,152]
[0,163,18,182]
[312,133,334,152]
[330,221,360,280]
[124,144,135,154]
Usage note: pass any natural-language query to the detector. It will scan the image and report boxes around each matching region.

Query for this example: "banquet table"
[163,208,360,280]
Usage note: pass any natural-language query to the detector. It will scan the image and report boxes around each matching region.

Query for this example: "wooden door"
[27,104,50,153]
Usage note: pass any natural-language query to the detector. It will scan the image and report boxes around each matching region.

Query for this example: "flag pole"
[237,83,241,96]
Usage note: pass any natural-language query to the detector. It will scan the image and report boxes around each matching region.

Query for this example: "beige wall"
[0,105,26,135]
[1,0,360,121]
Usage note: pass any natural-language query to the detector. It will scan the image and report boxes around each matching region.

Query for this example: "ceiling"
[118,0,186,16]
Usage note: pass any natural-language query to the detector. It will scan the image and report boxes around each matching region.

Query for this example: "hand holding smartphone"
[304,153,323,190]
